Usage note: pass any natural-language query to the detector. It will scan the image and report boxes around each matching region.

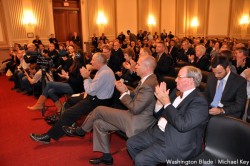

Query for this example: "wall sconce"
[191,17,199,35]
[239,15,250,25]
[239,15,249,39]
[22,10,36,27]
[147,15,156,26]
[96,11,107,25]
[191,17,199,27]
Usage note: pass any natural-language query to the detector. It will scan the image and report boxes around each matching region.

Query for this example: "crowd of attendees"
[1,29,250,165]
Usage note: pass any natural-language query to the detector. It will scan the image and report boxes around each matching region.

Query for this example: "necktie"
[134,81,142,92]
[211,80,224,107]
[176,90,183,99]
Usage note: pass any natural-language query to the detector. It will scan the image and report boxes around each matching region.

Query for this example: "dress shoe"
[89,157,113,165]
[62,126,85,138]
[22,91,33,96]
[11,87,18,90]
[16,89,24,93]
[30,133,51,144]
[44,113,59,125]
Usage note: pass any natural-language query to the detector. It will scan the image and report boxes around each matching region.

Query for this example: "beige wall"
[116,0,137,36]
[161,0,176,34]
[208,0,230,37]
[0,0,250,49]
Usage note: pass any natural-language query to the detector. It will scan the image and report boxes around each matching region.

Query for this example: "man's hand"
[115,80,128,94]
[155,82,170,105]
[115,71,122,77]
[123,62,131,70]
[80,66,90,79]
[209,107,221,115]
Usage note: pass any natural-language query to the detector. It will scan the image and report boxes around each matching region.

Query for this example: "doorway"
[52,0,82,43]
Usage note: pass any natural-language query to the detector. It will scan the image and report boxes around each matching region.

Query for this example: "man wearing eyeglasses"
[127,66,209,165]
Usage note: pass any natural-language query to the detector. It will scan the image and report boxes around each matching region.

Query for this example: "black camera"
[37,54,53,68]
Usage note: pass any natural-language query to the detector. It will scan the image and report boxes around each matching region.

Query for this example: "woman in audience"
[115,47,140,88]
[27,53,85,113]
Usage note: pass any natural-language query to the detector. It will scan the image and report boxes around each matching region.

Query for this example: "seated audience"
[62,55,158,165]
[29,53,115,144]
[127,66,209,165]
[204,54,247,118]
[27,53,85,113]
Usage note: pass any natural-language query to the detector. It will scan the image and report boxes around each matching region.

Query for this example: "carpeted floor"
[0,75,133,166]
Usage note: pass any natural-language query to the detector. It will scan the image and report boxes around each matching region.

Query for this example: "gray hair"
[141,55,157,71]
[196,44,206,55]
[94,52,107,64]
[184,66,202,87]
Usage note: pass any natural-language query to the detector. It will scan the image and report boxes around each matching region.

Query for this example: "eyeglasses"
[177,75,192,79]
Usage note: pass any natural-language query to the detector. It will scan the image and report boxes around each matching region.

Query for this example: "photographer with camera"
[22,63,53,96]
[27,52,85,113]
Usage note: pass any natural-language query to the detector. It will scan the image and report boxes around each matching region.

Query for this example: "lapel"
[221,72,235,99]
[176,88,200,110]
[134,74,155,93]
[170,88,178,103]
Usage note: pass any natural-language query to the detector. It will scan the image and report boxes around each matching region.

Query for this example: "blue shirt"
[84,65,115,99]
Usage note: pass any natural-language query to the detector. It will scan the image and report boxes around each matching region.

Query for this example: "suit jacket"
[155,53,175,78]
[178,48,195,62]
[203,72,247,118]
[155,88,209,160]
[190,55,210,71]
[120,74,158,137]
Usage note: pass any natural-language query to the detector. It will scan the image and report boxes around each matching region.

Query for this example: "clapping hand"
[123,62,131,70]
[80,66,90,79]
[58,69,69,79]
[154,82,170,105]
[115,80,128,94]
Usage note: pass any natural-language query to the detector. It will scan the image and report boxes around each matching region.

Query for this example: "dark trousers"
[127,126,167,166]
[47,95,112,140]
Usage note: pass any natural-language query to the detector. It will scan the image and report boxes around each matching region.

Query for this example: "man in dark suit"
[168,40,179,64]
[127,66,209,165]
[204,54,247,118]
[117,31,126,44]
[71,32,81,46]
[91,33,98,48]
[62,55,158,165]
[178,41,195,62]
[102,44,121,75]
[189,44,210,71]
[154,41,175,79]
[112,41,125,67]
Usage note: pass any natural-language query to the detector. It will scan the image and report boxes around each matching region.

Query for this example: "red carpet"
[0,75,133,166]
